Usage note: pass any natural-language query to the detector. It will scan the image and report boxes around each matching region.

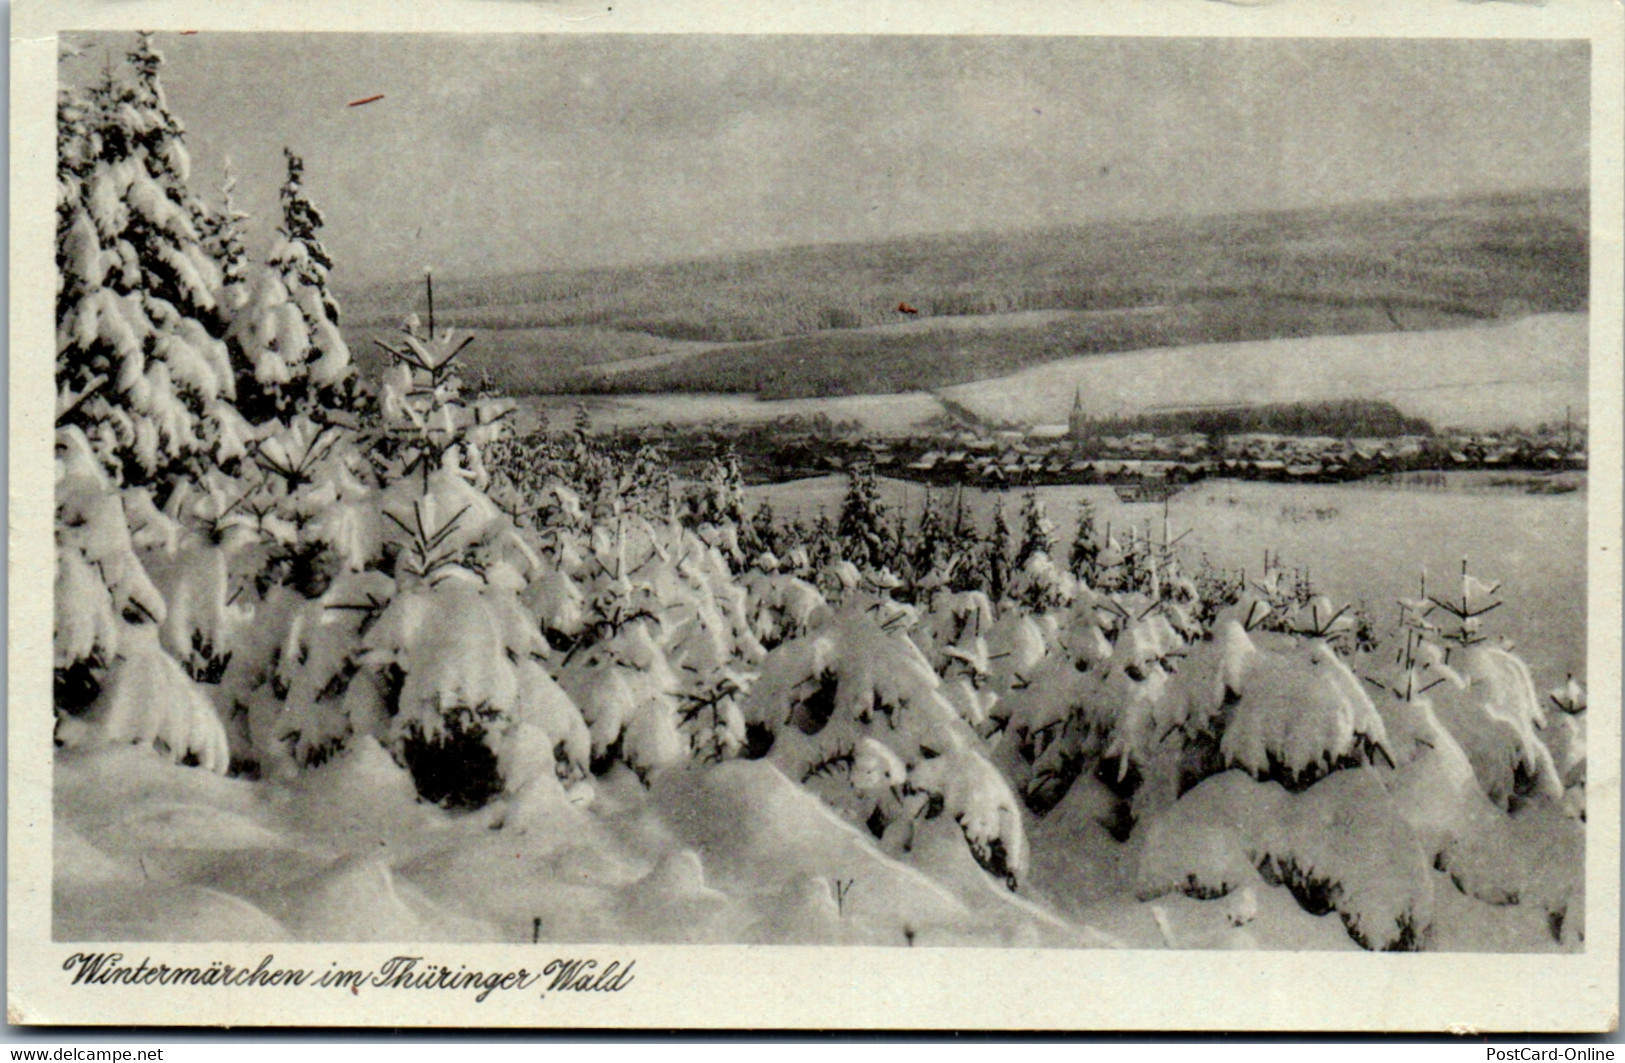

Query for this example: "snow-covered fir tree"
[686,448,747,531]
[56,66,98,342]
[123,32,217,263]
[807,507,838,569]
[747,499,781,559]
[227,148,355,423]
[56,33,246,491]
[909,490,950,586]
[923,488,978,596]
[198,159,251,294]
[984,495,1012,602]
[837,461,893,573]
[1014,488,1056,570]
[1069,498,1101,582]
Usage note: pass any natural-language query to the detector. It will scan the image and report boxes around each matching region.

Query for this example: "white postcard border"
[9,0,1622,1032]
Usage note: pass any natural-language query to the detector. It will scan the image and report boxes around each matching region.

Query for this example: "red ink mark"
[179,30,198,35]
[897,302,918,315]
[351,986,359,996]
[348,94,386,108]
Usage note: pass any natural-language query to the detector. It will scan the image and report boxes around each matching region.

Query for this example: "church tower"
[1068,388,1086,439]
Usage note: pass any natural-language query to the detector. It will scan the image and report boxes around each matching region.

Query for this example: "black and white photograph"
[10,0,1622,1032]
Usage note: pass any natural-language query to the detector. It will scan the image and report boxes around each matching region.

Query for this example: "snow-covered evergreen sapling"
[905,490,952,594]
[983,496,1012,603]
[1067,499,1101,583]
[745,499,781,562]
[742,603,1029,890]
[687,448,747,531]
[683,448,749,570]
[228,148,356,423]
[54,425,231,772]
[835,461,897,576]
[1366,563,1565,809]
[1013,489,1055,570]
[198,159,251,296]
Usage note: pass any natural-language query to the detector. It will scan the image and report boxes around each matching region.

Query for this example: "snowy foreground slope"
[54,737,1577,951]
[56,741,1087,946]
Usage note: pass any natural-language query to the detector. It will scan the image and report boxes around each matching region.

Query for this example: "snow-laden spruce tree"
[686,448,746,530]
[906,490,950,592]
[741,597,1029,890]
[216,336,591,807]
[56,56,96,258]
[836,461,894,575]
[745,499,781,562]
[56,33,248,490]
[1013,489,1055,570]
[942,488,986,595]
[227,148,356,423]
[983,496,1013,602]
[1008,489,1074,613]
[198,159,251,297]
[54,32,258,764]
[1068,498,1102,583]
[55,423,232,772]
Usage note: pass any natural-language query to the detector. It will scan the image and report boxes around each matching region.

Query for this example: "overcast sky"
[67,33,1589,285]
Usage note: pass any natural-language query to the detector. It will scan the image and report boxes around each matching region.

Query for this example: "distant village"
[769,427,1585,493]
[601,395,1588,491]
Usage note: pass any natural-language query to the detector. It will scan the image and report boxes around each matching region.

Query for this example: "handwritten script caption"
[62,953,634,1003]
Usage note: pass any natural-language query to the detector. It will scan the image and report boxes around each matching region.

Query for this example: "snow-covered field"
[749,476,1587,698]
[518,313,1586,437]
[940,313,1587,431]
[514,391,947,437]
[588,310,1081,377]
